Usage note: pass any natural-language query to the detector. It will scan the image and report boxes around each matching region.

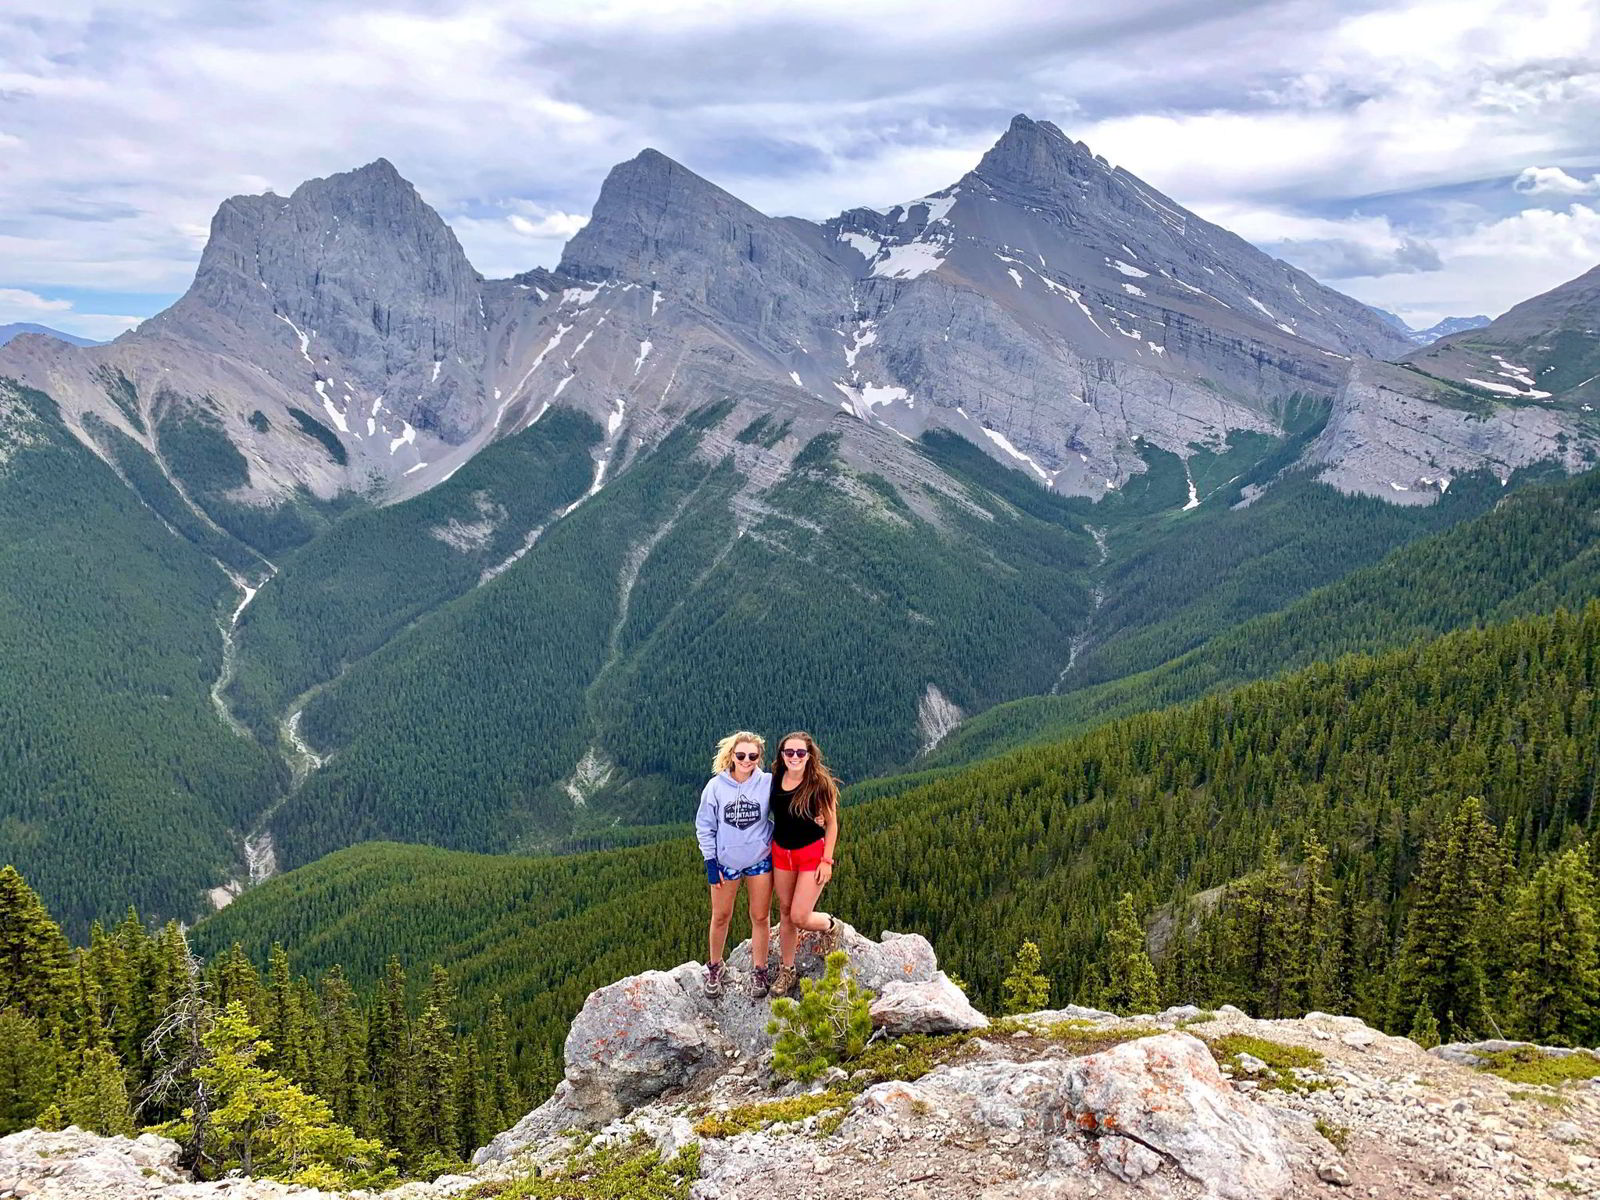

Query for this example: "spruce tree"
[484,997,517,1132]
[1101,894,1161,1015]
[1392,797,1506,1041]
[999,941,1051,1015]
[0,867,71,1020]
[1506,848,1599,1045]
[368,957,415,1159]
[0,1010,58,1135]
[60,1046,135,1137]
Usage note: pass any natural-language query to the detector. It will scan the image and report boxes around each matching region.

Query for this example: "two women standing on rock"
[695,729,842,1001]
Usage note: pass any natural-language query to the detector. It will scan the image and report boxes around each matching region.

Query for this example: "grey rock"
[473,923,937,1164]
[868,972,988,1035]
[1317,1160,1353,1185]
[1549,1120,1585,1144]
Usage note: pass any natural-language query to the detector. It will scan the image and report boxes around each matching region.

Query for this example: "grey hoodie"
[695,769,773,873]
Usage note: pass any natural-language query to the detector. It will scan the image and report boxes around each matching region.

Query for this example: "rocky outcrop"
[870,972,989,1035]
[473,922,939,1161]
[1304,359,1594,501]
[14,991,1600,1199]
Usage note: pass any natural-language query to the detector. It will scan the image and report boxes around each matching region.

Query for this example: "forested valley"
[188,603,1600,1091]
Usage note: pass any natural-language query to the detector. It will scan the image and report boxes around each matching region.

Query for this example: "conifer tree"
[1286,837,1338,1015]
[1101,894,1161,1015]
[368,957,414,1158]
[1407,1001,1441,1049]
[455,1037,486,1159]
[155,1002,393,1188]
[1506,848,1599,1045]
[1391,797,1507,1041]
[0,866,71,1020]
[0,1010,57,1135]
[1000,941,1051,1014]
[484,997,517,1132]
[411,1000,459,1167]
[61,1046,135,1137]
[215,944,264,1021]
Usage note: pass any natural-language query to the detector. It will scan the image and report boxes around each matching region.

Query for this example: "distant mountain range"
[1367,307,1493,345]
[3,114,1600,935]
[0,322,100,348]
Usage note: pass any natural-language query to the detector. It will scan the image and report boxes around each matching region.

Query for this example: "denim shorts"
[712,856,772,882]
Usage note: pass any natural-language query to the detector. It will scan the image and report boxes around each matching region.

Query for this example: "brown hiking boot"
[771,963,798,997]
[817,915,842,955]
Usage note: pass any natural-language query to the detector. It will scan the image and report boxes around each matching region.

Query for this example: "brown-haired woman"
[769,730,843,996]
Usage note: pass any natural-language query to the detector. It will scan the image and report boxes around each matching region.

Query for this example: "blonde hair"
[712,730,766,775]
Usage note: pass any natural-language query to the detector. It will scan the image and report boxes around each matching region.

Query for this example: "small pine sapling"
[767,952,874,1081]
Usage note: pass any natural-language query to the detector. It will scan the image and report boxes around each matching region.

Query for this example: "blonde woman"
[770,730,842,997]
[695,730,775,999]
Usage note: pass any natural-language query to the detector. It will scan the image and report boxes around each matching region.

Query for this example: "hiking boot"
[749,964,770,999]
[817,915,842,955]
[703,961,725,999]
[771,963,798,997]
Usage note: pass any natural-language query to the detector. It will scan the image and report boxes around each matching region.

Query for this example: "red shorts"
[772,839,826,872]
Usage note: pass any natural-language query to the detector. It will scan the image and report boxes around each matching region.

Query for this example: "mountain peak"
[971,112,1103,200]
[558,147,772,282]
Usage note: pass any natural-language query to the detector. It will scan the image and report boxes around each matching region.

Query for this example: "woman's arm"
[816,806,839,884]
[695,781,720,867]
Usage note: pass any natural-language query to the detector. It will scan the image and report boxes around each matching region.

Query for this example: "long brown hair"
[774,731,838,822]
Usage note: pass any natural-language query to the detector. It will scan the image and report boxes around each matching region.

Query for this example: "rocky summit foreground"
[5,925,1600,1199]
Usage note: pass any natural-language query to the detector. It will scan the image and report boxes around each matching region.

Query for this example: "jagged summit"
[971,112,1106,199]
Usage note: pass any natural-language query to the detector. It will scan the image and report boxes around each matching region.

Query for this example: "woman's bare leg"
[774,869,800,966]
[745,873,773,968]
[708,878,738,964]
[788,870,831,936]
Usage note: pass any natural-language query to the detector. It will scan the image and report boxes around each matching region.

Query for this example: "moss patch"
[846,1028,990,1087]
[464,1136,699,1199]
[694,1091,852,1138]
[1206,1034,1327,1093]
[1479,1047,1600,1086]
[1040,1020,1165,1052]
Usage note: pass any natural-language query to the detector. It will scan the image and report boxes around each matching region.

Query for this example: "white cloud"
[0,0,1596,326]
[0,289,141,341]
[0,288,72,312]
[1329,202,1600,324]
[1515,166,1600,195]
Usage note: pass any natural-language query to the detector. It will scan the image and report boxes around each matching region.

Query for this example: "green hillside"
[0,383,284,936]
[931,463,1600,767]
[195,603,1600,1086]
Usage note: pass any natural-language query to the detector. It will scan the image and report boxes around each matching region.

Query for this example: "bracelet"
[821,857,834,865]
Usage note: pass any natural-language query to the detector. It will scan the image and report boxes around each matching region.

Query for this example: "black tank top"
[771,775,827,850]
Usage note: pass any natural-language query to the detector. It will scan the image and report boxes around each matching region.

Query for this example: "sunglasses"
[732,752,761,762]
[781,748,809,758]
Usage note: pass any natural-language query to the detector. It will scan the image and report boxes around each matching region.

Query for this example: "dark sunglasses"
[732,751,761,762]
[781,748,809,758]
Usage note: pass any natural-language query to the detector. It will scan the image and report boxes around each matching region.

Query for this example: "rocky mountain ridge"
[3,114,1593,530]
[0,324,98,349]
[6,925,1600,1200]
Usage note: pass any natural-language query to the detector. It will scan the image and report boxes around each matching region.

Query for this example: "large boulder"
[697,1031,1294,1199]
[870,972,989,1035]
[474,922,942,1164]
[1063,1032,1292,1199]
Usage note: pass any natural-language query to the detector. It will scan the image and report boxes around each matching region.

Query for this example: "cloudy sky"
[2,0,1597,338]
